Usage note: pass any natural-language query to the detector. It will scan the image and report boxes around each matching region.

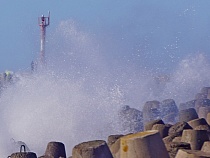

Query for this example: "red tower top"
[38,11,50,27]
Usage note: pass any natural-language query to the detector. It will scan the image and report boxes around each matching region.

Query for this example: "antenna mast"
[38,11,50,66]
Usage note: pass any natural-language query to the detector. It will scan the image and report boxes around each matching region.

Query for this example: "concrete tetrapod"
[175,149,210,158]
[108,134,125,158]
[144,119,164,131]
[160,99,178,115]
[187,118,208,129]
[194,124,210,132]
[168,121,192,137]
[151,124,170,138]
[160,99,178,123]
[163,134,178,144]
[165,142,190,158]
[195,99,210,112]
[201,141,210,153]
[119,105,143,133]
[198,106,210,119]
[179,100,196,111]
[206,113,210,125]
[181,130,209,150]
[72,140,113,158]
[195,93,207,100]
[172,136,182,142]
[109,138,121,158]
[179,108,198,122]
[120,130,169,158]
[107,134,124,147]
[10,152,37,158]
[44,142,66,158]
[201,87,210,94]
[9,145,37,158]
[142,101,160,123]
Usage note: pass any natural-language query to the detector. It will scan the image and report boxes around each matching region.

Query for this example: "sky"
[1,0,210,73]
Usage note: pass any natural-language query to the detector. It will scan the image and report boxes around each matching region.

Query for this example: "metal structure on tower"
[38,11,50,65]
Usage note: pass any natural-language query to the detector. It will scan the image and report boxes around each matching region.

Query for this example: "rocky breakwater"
[7,86,210,158]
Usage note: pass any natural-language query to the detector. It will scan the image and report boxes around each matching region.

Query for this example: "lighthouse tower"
[38,11,50,66]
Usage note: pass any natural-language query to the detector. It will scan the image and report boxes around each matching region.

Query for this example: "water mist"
[1,19,210,157]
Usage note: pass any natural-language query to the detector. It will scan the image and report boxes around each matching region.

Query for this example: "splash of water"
[161,53,210,104]
[0,72,125,156]
[1,20,210,157]
[0,20,132,157]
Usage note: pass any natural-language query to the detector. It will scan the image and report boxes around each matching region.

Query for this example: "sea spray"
[0,20,154,157]
[0,70,125,156]
[161,53,210,104]
[1,20,210,157]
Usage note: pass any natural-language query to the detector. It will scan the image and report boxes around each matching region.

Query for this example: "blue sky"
[1,1,210,73]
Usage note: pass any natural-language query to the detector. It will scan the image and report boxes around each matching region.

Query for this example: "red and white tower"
[38,12,50,66]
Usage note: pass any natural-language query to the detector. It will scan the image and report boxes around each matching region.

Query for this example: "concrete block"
[181,130,209,150]
[188,118,208,129]
[107,134,124,147]
[179,108,198,122]
[120,130,169,158]
[9,145,37,158]
[165,142,190,153]
[109,134,133,158]
[142,101,160,123]
[163,134,178,144]
[152,124,171,138]
[10,152,37,158]
[119,105,143,133]
[194,125,210,132]
[109,138,121,158]
[198,106,210,119]
[44,142,66,158]
[195,93,207,100]
[206,113,210,125]
[72,140,113,158]
[201,141,210,153]
[175,149,210,158]
[195,99,210,112]
[179,100,196,111]
[201,87,210,94]
[163,112,178,124]
[168,121,192,137]
[166,141,190,151]
[160,99,178,121]
[144,119,164,131]
[172,136,182,143]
